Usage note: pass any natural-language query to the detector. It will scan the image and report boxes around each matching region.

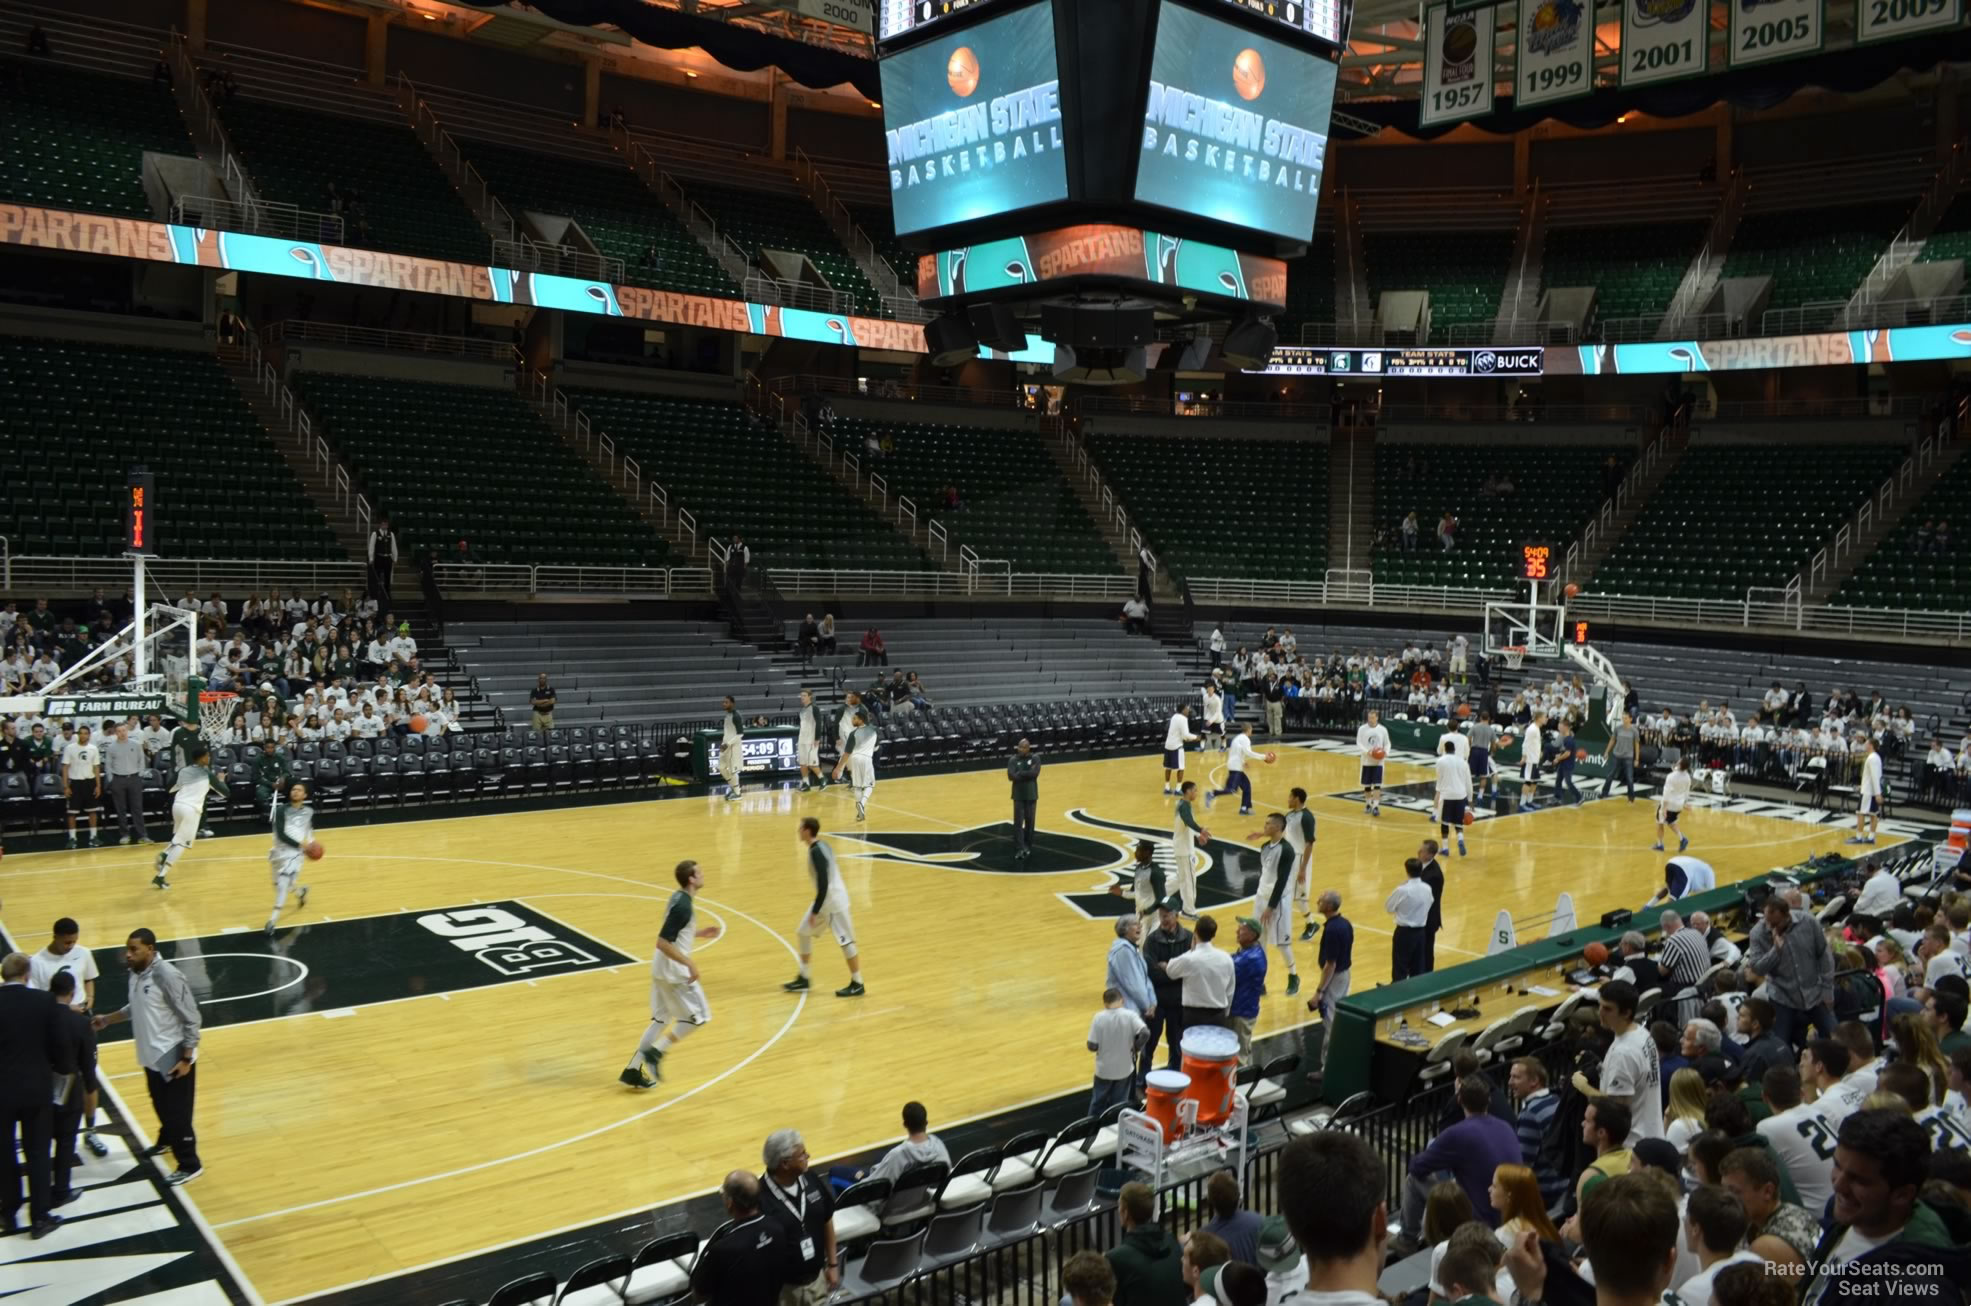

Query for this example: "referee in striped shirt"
[1656,909,1711,1028]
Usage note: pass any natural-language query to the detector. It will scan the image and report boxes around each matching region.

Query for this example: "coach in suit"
[1007,739,1041,860]
[1416,840,1446,974]
[1,951,77,1238]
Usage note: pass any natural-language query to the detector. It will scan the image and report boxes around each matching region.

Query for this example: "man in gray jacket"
[93,928,203,1185]
[1742,895,1834,1050]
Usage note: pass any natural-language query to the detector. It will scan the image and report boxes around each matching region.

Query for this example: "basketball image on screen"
[1136,0,1338,242]
[880,1,1068,236]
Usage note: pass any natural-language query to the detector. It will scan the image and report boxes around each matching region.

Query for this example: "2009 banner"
[1727,0,1822,67]
[1515,0,1594,107]
[1855,0,1962,42]
[1620,0,1710,87]
[1419,3,1496,127]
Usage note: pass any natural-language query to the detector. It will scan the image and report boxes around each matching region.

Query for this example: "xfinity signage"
[776,0,874,32]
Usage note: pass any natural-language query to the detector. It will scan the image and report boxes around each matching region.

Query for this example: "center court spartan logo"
[844,810,1261,920]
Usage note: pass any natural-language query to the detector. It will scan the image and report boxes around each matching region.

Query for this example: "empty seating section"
[0,64,192,218]
[459,141,735,296]
[1720,202,1911,311]
[1596,442,1904,600]
[850,205,919,296]
[216,97,487,264]
[1917,190,1971,265]
[298,374,664,566]
[1833,456,1971,610]
[1374,443,1623,587]
[831,417,1117,573]
[0,339,341,558]
[1540,222,1704,322]
[562,390,923,571]
[1361,231,1513,334]
[687,182,884,315]
[1087,434,1328,582]
[1282,232,1336,329]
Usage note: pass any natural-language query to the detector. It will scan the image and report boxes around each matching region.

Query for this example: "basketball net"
[196,686,239,738]
[1502,645,1527,671]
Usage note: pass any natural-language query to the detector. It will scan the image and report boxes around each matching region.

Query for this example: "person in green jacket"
[1105,1182,1188,1306]
[1007,738,1040,860]
[252,739,294,809]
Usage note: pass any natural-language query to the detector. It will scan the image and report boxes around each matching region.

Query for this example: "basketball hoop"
[197,689,239,738]
[1502,645,1527,671]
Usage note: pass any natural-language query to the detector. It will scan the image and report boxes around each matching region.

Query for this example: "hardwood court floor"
[0,743,1904,1303]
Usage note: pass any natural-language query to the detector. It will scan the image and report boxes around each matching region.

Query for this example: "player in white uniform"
[1251,813,1297,980]
[1434,737,1472,857]
[1207,723,1270,815]
[1111,839,1167,921]
[1171,782,1210,916]
[1518,713,1546,807]
[154,741,227,889]
[1355,710,1391,816]
[622,859,720,1087]
[1282,789,1317,959]
[1200,684,1227,751]
[1850,737,1883,845]
[784,817,864,997]
[833,712,879,821]
[827,692,863,789]
[717,694,746,801]
[1655,756,1692,852]
[1162,705,1199,794]
[265,781,314,935]
[794,689,827,792]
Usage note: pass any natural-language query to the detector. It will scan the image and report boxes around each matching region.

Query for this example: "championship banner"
[1726,0,1822,67]
[1619,0,1710,87]
[917,225,1287,306]
[1855,0,1962,43]
[1515,0,1593,106]
[1419,3,1497,126]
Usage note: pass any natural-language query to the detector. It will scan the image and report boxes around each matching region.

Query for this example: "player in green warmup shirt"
[1172,782,1210,917]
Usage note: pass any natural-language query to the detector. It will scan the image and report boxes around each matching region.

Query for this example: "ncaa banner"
[1856,0,1962,43]
[1620,0,1711,87]
[1419,3,1496,127]
[1727,0,1823,67]
[1515,0,1593,106]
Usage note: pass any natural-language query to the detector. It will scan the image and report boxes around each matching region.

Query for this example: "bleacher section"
[1281,231,1337,331]
[1373,443,1624,587]
[849,204,918,298]
[1086,434,1328,582]
[689,181,886,315]
[297,375,664,567]
[1832,457,1971,610]
[1361,230,1514,335]
[1721,201,1914,311]
[561,390,924,571]
[216,96,488,265]
[1595,442,1905,600]
[833,418,1117,573]
[1916,189,1971,266]
[0,63,192,219]
[459,141,736,296]
[0,338,341,558]
[1540,222,1706,322]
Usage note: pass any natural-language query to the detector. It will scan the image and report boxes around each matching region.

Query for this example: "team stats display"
[1135,1,1337,244]
[881,1,1068,237]
[1262,345,1546,376]
[1215,0,1354,50]
[878,0,1000,44]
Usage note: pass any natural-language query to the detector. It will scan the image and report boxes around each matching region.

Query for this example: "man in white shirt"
[1163,915,1236,1031]
[61,723,104,849]
[1206,724,1269,816]
[1574,979,1664,1140]
[1678,1185,1762,1306]
[352,705,384,739]
[1087,988,1148,1115]
[1850,737,1884,846]
[1431,737,1472,858]
[1385,859,1433,982]
[1655,757,1693,853]
[1517,713,1545,807]
[1804,1039,1868,1128]
[1162,705,1199,796]
[1852,859,1902,920]
[1356,710,1390,817]
[1756,1065,1837,1212]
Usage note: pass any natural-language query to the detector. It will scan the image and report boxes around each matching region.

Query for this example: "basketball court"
[0,729,1916,1303]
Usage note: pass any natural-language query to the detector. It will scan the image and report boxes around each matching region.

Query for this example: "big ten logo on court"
[417,906,601,976]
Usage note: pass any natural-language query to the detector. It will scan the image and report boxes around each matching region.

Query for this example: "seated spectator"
[1401,1078,1524,1241]
[1719,1146,1818,1272]
[1178,1232,1228,1306]
[1064,1250,1117,1306]
[858,627,887,667]
[1678,1185,1760,1306]
[1503,1173,1683,1306]
[1755,1065,1835,1212]
[1488,1163,1561,1243]
[1731,997,1792,1089]
[1682,1019,1731,1084]
[816,613,837,655]
[1576,1099,1634,1203]
[1277,1131,1388,1304]
[1805,1037,1867,1126]
[1196,1169,1261,1265]
[1107,1182,1186,1306]
[866,1100,949,1184]
[1808,1109,1970,1301]
[691,1171,795,1306]
[1255,1214,1307,1304]
[1665,1068,1709,1152]
[1120,597,1150,637]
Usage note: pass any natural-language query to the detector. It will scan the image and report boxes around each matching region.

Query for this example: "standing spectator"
[102,720,149,845]
[1106,1182,1187,1306]
[366,517,397,606]
[1400,1078,1525,1240]
[1208,625,1225,670]
[45,970,95,1210]
[866,1101,950,1183]
[1743,895,1836,1048]
[1507,1057,1570,1208]
[756,1129,838,1306]
[1263,674,1285,740]
[693,1172,797,1306]
[1606,710,1641,802]
[1142,902,1192,1076]
[1088,987,1147,1115]
[1572,979,1666,1142]
[1437,511,1457,551]
[92,929,203,1185]
[858,627,887,667]
[1277,1131,1388,1305]
[1386,858,1433,982]
[1307,890,1352,1079]
[1,951,73,1239]
[725,536,750,596]
[1197,1169,1263,1264]
[1162,914,1234,1033]
[1007,738,1040,860]
[796,613,820,663]
[529,673,557,731]
[1105,917,1155,1026]
[1227,918,1266,1065]
[61,723,103,849]
[1401,511,1420,551]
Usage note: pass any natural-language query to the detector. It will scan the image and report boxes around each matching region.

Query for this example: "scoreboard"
[1261,345,1546,376]
[1215,0,1354,51]
[878,0,999,43]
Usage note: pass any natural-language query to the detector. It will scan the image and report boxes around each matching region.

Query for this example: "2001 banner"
[1621,0,1710,87]
[1419,3,1496,127]
[1515,0,1594,107]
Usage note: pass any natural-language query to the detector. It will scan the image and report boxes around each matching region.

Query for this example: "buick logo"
[1474,350,1499,373]
[1474,349,1541,374]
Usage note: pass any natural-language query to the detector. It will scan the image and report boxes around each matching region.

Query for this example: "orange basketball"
[410,713,429,733]
[1583,941,1609,967]
[1455,703,1472,719]
[1232,48,1266,101]
[1564,583,1581,598]
[946,46,980,98]
[1264,751,1278,764]
[1372,747,1387,761]
[1575,748,1588,761]
[1461,808,1476,827]
[304,839,324,860]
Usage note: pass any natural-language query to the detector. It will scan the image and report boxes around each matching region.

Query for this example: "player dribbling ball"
[304,839,325,860]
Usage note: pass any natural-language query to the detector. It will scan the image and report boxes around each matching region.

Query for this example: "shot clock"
[1519,543,1552,582]
[126,466,157,556]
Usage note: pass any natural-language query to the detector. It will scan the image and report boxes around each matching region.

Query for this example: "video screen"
[880,1,1068,237]
[1135,0,1337,243]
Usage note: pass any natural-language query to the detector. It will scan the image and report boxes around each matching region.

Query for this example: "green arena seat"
[0,62,194,219]
[297,374,666,567]
[1830,456,1971,612]
[1722,202,1913,312]
[1541,222,1705,323]
[1281,231,1336,335]
[1362,231,1514,336]
[687,182,890,317]
[0,338,341,559]
[1916,191,1971,267]
[560,391,926,572]
[1086,434,1329,583]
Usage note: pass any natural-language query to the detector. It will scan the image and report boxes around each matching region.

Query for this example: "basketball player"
[1655,756,1692,853]
[1449,634,1468,687]
[623,859,721,1087]
[1201,682,1227,751]
[169,712,216,839]
[1850,737,1883,845]
[153,740,227,889]
[1251,812,1296,990]
[1434,737,1471,858]
[265,781,314,935]
[784,818,864,997]
[1467,709,1499,800]
[1282,788,1317,958]
[1171,782,1210,917]
[1518,712,1546,808]
[1162,704,1199,794]
[794,689,827,792]
[1205,722,1267,815]
[1356,709,1391,816]
[717,694,745,801]
[831,691,863,788]
[832,710,878,821]
[1110,839,1166,923]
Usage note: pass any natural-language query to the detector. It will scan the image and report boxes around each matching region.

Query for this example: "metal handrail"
[267,320,520,361]
[430,564,712,597]
[3,556,366,595]
[172,194,343,243]
[741,273,854,316]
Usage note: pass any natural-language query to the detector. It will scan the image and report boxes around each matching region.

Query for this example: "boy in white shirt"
[1087,987,1147,1115]
[1356,709,1391,816]
[1433,738,1471,857]
[1519,713,1546,807]
[1206,724,1270,816]
[1656,757,1692,852]
[1162,705,1199,795]
[1850,738,1883,846]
